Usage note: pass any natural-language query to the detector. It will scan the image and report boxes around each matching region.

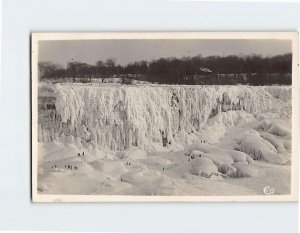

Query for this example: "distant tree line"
[38,53,292,85]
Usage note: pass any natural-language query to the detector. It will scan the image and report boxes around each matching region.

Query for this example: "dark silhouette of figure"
[82,152,85,156]
[78,153,80,156]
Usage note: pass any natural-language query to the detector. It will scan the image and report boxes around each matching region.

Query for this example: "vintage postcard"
[32,32,299,202]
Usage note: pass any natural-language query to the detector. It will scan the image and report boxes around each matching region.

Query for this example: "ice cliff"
[38,84,291,152]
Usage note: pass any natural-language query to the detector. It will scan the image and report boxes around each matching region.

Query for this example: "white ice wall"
[39,84,290,152]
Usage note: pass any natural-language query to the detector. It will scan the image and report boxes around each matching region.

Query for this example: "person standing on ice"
[160,130,168,147]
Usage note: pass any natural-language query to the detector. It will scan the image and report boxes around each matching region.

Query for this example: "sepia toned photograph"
[31,32,299,202]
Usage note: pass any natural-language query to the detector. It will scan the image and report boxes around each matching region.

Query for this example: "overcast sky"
[38,39,292,67]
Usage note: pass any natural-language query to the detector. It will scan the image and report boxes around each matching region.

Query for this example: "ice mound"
[185,143,256,178]
[205,110,255,143]
[236,131,288,165]
[190,157,221,178]
[216,162,258,178]
[260,132,291,156]
[255,119,291,137]
[230,150,254,164]
[232,162,259,178]
[219,164,237,177]
[185,144,253,166]
[38,84,290,152]
[189,150,202,158]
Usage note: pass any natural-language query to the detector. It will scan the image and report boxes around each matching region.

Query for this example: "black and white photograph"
[31,32,299,202]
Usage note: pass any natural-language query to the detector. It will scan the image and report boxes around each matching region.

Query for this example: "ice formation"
[38,83,291,152]
[37,83,292,195]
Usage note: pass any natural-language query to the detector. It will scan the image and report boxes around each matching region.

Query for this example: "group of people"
[187,152,203,162]
[77,152,85,156]
[126,161,132,167]
[51,164,78,170]
[50,151,86,172]
[65,164,78,170]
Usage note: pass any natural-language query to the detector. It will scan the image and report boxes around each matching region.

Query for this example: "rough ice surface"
[37,83,292,196]
[39,84,289,151]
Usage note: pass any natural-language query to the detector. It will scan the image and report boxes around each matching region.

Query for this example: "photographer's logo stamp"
[264,186,275,195]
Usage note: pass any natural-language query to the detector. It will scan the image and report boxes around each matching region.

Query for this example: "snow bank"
[235,132,289,165]
[185,143,256,178]
[205,110,255,143]
[232,162,259,178]
[190,157,219,178]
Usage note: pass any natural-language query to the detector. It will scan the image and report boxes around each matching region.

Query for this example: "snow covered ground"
[37,83,292,196]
